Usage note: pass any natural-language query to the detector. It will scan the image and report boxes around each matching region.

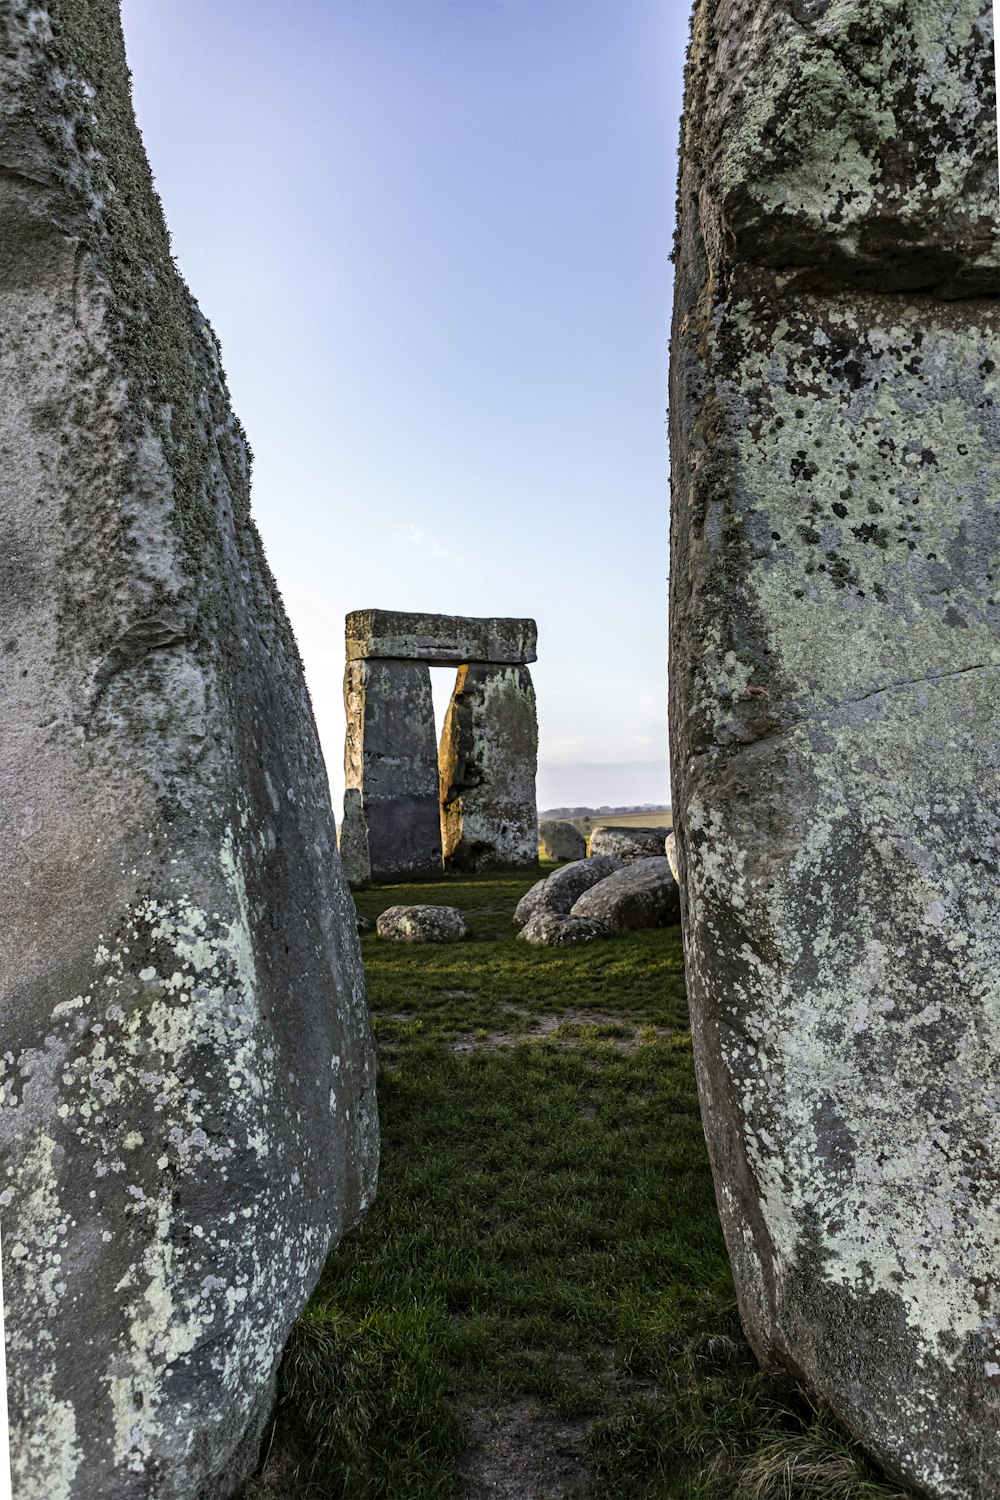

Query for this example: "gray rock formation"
[512,856,624,929]
[538,820,587,862]
[375,905,467,943]
[669,3,1000,1495]
[342,658,442,882]
[588,826,671,864]
[439,664,539,871]
[0,6,378,1498]
[343,610,538,880]
[664,831,679,885]
[570,858,679,933]
[346,609,537,666]
[518,912,609,947]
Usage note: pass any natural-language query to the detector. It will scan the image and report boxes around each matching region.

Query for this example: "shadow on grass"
[246,867,916,1500]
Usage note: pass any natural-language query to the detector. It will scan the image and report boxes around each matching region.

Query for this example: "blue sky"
[119,0,688,811]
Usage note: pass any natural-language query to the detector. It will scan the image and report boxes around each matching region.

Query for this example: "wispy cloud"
[395,523,465,566]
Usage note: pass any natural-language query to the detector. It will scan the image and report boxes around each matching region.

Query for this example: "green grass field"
[248,867,914,1500]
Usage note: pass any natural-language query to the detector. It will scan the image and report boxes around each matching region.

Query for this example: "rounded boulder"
[570,857,680,932]
[588,825,673,863]
[375,904,467,942]
[513,855,623,928]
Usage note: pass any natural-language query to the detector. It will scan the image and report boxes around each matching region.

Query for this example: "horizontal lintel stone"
[346,609,537,665]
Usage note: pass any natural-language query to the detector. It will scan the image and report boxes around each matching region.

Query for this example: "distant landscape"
[540,804,673,833]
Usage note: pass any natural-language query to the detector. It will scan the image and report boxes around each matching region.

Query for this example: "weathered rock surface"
[588,826,671,864]
[346,609,537,665]
[0,6,378,1498]
[570,858,679,933]
[518,912,609,947]
[342,658,442,882]
[670,4,1000,1495]
[663,831,679,885]
[512,856,623,929]
[538,820,587,862]
[440,664,539,871]
[375,905,467,943]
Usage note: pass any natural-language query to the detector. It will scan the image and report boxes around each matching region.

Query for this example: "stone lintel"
[346,609,537,665]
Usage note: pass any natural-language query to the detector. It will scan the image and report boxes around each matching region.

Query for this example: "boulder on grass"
[518,912,609,947]
[513,855,623,928]
[571,857,680,932]
[376,905,467,942]
[539,819,587,862]
[589,826,671,863]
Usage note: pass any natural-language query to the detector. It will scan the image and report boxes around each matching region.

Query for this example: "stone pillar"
[342,658,442,881]
[669,3,999,1496]
[439,663,538,870]
[0,6,378,1496]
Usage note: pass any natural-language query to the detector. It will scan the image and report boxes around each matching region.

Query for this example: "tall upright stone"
[669,3,999,1495]
[439,664,539,871]
[0,5,378,1496]
[342,658,443,882]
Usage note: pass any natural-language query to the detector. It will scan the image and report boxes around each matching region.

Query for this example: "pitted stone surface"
[670,3,1000,1495]
[0,7,378,1497]
[346,609,537,665]
[440,664,539,871]
[538,819,587,863]
[588,826,671,864]
[570,858,680,933]
[518,912,609,947]
[512,856,624,929]
[342,658,442,882]
[375,905,467,943]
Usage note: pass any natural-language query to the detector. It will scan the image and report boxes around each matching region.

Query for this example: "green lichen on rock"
[670,2,999,1497]
[0,5,378,1497]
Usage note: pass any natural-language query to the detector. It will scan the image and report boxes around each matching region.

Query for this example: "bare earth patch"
[456,1402,594,1500]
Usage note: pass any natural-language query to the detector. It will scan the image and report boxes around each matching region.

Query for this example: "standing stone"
[342,658,442,882]
[0,6,378,1497]
[669,3,999,1496]
[439,664,539,871]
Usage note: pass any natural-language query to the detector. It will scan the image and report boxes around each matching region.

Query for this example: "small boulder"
[519,911,609,946]
[376,905,467,942]
[664,831,679,884]
[539,819,587,862]
[589,826,673,863]
[513,855,623,927]
[571,857,680,932]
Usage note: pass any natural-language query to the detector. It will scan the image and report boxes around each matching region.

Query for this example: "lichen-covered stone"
[375,905,467,943]
[512,856,624,928]
[343,658,442,881]
[588,826,671,864]
[346,609,537,665]
[670,3,1000,1495]
[440,664,539,871]
[0,5,378,1496]
[538,819,587,862]
[518,912,609,947]
[570,858,680,933]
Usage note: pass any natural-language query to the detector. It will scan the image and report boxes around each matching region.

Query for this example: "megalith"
[342,610,538,880]
[669,3,999,1496]
[0,5,378,1497]
[342,657,442,881]
[439,663,539,870]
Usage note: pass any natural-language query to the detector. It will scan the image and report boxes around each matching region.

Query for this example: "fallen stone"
[0,8,378,1496]
[588,826,671,863]
[343,657,442,881]
[512,856,623,928]
[570,858,679,933]
[346,608,537,665]
[518,912,609,947]
[375,905,467,943]
[440,663,538,871]
[664,831,679,884]
[670,3,1000,1494]
[538,819,586,863]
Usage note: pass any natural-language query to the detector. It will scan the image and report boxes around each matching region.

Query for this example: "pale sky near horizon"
[118,0,687,811]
